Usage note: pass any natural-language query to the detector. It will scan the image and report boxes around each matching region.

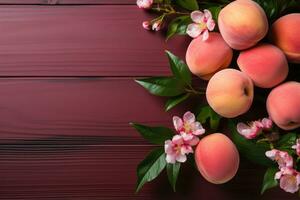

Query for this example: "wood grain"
[0,77,201,142]
[0,2,297,200]
[0,145,297,200]
[0,5,189,76]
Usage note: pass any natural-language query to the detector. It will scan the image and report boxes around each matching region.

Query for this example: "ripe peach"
[206,69,254,118]
[237,44,289,88]
[267,81,300,130]
[218,0,268,50]
[270,13,300,63]
[186,32,233,80]
[195,133,240,184]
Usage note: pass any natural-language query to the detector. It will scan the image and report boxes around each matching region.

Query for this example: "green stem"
[151,5,189,15]
[185,88,205,95]
[187,83,206,95]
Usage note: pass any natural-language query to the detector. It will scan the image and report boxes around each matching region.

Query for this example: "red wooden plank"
[0,78,199,142]
[0,145,297,200]
[0,5,189,76]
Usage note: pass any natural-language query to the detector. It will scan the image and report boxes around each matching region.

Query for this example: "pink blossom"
[261,118,273,129]
[265,149,293,168]
[186,9,215,41]
[173,111,205,140]
[237,117,273,139]
[275,167,300,193]
[237,121,262,139]
[142,21,151,30]
[292,139,300,157]
[164,134,196,164]
[152,20,162,31]
[136,0,153,9]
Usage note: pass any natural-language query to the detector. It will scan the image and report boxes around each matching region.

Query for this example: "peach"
[218,0,268,50]
[195,133,239,184]
[267,81,300,130]
[206,69,254,118]
[186,32,233,80]
[237,44,289,88]
[270,13,300,63]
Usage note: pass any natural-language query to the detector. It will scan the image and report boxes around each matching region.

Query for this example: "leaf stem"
[185,88,204,95]
[151,5,189,15]
[185,84,206,95]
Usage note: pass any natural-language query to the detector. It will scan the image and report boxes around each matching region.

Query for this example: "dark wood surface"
[0,2,298,200]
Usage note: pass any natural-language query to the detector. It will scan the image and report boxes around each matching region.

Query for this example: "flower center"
[174,145,181,154]
[199,22,207,30]
[286,174,297,186]
[184,123,192,133]
[275,155,285,166]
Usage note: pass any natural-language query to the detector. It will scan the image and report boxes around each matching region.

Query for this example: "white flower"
[186,10,215,41]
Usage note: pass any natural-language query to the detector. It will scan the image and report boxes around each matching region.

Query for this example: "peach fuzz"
[218,0,268,50]
[206,69,254,118]
[186,32,233,80]
[195,133,239,184]
[267,82,300,130]
[237,44,289,88]
[270,13,300,63]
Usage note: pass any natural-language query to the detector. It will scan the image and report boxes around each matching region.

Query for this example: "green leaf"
[135,77,185,97]
[276,132,297,154]
[229,120,274,166]
[136,148,167,193]
[165,93,190,111]
[166,16,191,40]
[197,106,221,130]
[131,123,174,145]
[208,6,222,21]
[175,0,199,10]
[254,0,299,20]
[165,51,192,86]
[261,167,278,194]
[277,132,297,148]
[167,162,181,192]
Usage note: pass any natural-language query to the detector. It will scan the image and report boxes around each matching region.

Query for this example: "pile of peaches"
[186,0,300,130]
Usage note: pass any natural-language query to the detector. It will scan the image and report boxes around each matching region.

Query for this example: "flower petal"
[296,174,300,185]
[202,30,209,41]
[142,21,151,30]
[164,140,173,154]
[173,116,183,132]
[191,11,204,23]
[206,18,215,31]
[203,9,212,20]
[275,171,283,180]
[187,23,201,38]
[261,118,273,129]
[136,0,153,9]
[265,149,277,159]
[166,154,176,164]
[181,132,193,141]
[188,136,200,146]
[193,129,205,136]
[280,174,299,193]
[176,154,187,163]
[237,122,256,139]
[172,134,183,145]
[183,111,195,124]
[181,145,193,154]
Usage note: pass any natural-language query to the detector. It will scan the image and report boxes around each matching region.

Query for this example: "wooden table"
[0,1,298,199]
